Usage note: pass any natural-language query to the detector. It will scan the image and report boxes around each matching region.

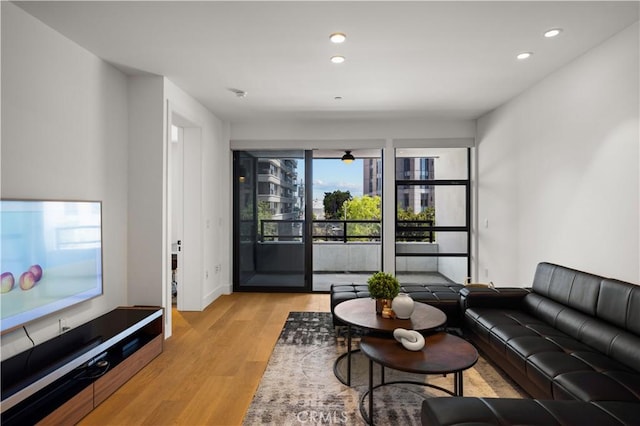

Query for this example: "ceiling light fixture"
[341,150,355,164]
[330,55,345,64]
[330,32,346,43]
[544,28,563,38]
[516,52,533,60]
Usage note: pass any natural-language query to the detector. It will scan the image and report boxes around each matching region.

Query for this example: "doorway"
[311,149,383,291]
[168,111,203,312]
[170,124,184,306]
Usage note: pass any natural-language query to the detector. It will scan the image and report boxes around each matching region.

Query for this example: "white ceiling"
[15,1,639,123]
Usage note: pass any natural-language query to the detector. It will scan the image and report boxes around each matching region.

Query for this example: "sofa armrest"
[459,286,530,311]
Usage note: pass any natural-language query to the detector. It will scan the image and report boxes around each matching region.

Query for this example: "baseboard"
[203,285,228,308]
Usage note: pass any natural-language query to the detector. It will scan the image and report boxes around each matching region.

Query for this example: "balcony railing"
[257,219,434,243]
[396,220,435,242]
[313,219,380,243]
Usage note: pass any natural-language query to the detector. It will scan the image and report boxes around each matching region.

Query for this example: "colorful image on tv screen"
[1,200,103,333]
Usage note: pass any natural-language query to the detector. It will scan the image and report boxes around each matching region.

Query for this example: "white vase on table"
[392,293,415,319]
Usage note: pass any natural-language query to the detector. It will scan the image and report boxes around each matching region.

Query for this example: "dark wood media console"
[1,306,163,425]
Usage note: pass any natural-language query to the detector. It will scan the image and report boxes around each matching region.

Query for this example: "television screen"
[0,200,103,334]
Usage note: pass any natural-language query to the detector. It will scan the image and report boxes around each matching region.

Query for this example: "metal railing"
[312,219,380,243]
[257,219,435,243]
[395,220,435,243]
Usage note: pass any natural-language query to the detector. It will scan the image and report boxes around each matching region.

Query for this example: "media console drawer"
[1,307,164,426]
[37,385,94,426]
[94,334,163,406]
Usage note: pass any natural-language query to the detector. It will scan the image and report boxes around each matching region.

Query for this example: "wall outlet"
[59,318,70,334]
[205,270,209,279]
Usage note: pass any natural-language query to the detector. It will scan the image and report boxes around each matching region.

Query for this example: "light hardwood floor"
[79,292,331,426]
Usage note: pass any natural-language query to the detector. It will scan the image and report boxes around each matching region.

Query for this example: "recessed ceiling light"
[330,33,346,44]
[330,55,345,64]
[544,28,563,38]
[516,52,533,60]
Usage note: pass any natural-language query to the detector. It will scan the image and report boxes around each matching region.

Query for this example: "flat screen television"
[0,199,103,334]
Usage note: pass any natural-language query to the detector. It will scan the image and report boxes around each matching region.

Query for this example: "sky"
[310,159,364,200]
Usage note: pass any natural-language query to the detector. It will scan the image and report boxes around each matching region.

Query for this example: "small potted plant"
[367,271,400,315]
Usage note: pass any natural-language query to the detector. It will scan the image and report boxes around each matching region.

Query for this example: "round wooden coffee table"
[359,332,478,425]
[333,298,447,385]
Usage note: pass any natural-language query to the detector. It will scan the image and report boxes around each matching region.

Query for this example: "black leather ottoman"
[330,283,464,327]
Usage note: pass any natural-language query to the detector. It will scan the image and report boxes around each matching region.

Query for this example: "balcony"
[253,219,460,291]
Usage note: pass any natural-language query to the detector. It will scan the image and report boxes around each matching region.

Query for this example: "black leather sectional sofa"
[421,262,640,425]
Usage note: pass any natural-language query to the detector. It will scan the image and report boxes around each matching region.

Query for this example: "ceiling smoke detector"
[228,88,247,98]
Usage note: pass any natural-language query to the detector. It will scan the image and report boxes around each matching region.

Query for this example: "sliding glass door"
[233,150,311,291]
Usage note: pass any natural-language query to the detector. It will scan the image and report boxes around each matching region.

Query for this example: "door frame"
[165,101,204,337]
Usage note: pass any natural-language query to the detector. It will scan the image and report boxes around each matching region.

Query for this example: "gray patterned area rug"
[243,312,525,425]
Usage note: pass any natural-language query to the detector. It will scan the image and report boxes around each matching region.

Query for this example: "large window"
[395,148,470,284]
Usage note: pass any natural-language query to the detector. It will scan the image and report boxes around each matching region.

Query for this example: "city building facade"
[363,158,435,212]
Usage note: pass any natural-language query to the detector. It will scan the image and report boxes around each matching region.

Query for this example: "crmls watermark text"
[296,410,348,424]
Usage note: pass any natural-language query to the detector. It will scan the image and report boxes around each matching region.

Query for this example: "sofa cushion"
[536,399,630,426]
[592,401,640,425]
[526,352,593,396]
[553,370,640,401]
[506,336,563,371]
[421,397,633,426]
[543,335,595,352]
[420,397,503,425]
[524,293,571,328]
[608,332,640,373]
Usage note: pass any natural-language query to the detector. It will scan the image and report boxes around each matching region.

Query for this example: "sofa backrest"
[526,262,640,372]
[531,262,601,316]
[596,279,640,336]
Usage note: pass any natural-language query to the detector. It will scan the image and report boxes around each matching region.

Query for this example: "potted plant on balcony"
[367,271,400,315]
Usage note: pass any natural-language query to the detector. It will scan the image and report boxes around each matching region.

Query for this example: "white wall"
[127,76,165,307]
[1,3,129,358]
[476,23,640,286]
